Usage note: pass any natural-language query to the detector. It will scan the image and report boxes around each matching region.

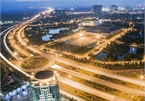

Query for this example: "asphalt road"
[51,64,145,96]
[59,76,129,101]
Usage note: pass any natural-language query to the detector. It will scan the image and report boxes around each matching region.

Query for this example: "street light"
[97,35,100,39]
[30,76,34,80]
[68,75,71,79]
[31,72,34,75]
[53,77,56,81]
[20,57,23,60]
[30,54,34,56]
[140,75,144,80]
[14,52,17,55]
[54,71,57,74]
[79,33,83,37]
[56,73,59,77]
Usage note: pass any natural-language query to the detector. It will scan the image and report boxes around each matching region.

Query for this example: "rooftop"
[35,70,54,80]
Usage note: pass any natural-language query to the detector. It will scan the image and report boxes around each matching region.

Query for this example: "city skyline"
[1,0,144,101]
[1,0,145,11]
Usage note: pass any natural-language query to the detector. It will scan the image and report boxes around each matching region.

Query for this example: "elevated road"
[51,64,145,96]
[1,8,145,101]
[59,76,129,101]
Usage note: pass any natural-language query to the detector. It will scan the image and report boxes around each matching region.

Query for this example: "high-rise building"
[111,5,118,13]
[93,5,103,15]
[30,70,59,101]
[62,10,66,16]
[111,5,116,13]
[126,7,130,13]
[39,12,44,19]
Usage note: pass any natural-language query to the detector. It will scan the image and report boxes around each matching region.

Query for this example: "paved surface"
[59,76,129,101]
[1,9,145,101]
[55,56,145,87]
[51,64,145,96]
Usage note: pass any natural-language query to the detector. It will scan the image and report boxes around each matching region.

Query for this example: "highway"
[51,64,145,96]
[1,8,145,101]
[13,24,145,87]
[3,25,20,60]
[55,57,145,87]
[59,76,129,101]
[0,8,87,101]
[3,17,145,96]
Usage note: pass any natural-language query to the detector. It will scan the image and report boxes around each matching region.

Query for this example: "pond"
[96,52,107,60]
[41,34,52,41]
[49,28,69,34]
[129,47,137,54]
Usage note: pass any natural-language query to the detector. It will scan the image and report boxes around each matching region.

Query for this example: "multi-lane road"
[1,8,145,101]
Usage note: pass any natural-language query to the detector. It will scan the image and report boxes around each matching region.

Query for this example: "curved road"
[1,8,145,101]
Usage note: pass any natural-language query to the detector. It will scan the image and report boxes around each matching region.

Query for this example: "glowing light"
[32,72,34,75]
[79,33,83,37]
[20,57,23,60]
[56,73,59,77]
[97,35,100,39]
[54,71,57,74]
[69,75,71,78]
[31,76,34,79]
[53,78,56,81]
[39,83,42,86]
[51,64,62,69]
[30,54,34,56]
[14,52,17,55]
[140,76,144,79]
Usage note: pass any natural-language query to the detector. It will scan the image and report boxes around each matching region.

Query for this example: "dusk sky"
[1,0,144,11]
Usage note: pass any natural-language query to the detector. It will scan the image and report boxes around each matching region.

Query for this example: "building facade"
[30,70,59,101]
[93,5,103,15]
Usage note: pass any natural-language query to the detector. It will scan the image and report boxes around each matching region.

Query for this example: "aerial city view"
[0,0,144,101]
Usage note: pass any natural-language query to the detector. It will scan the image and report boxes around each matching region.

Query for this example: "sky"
[1,0,144,11]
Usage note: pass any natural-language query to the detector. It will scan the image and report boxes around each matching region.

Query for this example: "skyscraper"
[111,5,118,13]
[111,5,116,13]
[30,70,59,101]
[93,5,103,15]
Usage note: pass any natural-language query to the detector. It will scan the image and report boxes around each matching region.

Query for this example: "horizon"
[1,0,145,12]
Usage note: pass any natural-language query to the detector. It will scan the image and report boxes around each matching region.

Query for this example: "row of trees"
[62,53,144,70]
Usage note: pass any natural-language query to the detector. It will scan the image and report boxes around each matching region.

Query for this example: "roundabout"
[16,55,54,72]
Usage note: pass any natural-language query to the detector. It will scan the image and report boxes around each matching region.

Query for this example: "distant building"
[115,6,118,11]
[111,5,116,13]
[54,10,62,16]
[93,5,103,15]
[82,17,97,26]
[39,12,44,19]
[126,7,130,13]
[62,10,66,16]
[52,10,66,16]
[30,70,60,101]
